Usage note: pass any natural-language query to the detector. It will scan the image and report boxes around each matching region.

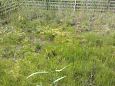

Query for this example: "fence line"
[21,0,115,11]
[0,2,19,16]
[0,0,115,17]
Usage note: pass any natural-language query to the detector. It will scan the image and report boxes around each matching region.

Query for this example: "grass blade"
[55,65,70,72]
[53,76,66,84]
[26,71,48,79]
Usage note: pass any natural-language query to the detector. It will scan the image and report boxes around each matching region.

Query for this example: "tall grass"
[0,6,115,86]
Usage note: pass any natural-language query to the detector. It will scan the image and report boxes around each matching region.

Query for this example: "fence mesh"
[0,0,115,31]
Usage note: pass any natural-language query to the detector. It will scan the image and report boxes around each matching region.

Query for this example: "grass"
[0,10,115,86]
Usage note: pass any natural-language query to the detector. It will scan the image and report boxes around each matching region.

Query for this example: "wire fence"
[21,0,115,11]
[0,0,115,16]
[0,0,115,23]
[0,0,115,31]
[0,2,19,15]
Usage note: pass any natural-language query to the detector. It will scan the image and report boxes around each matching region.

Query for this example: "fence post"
[0,1,2,16]
[107,0,111,11]
[74,0,77,11]
[46,0,49,10]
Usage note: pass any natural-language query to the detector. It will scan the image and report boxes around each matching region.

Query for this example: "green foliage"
[0,10,115,86]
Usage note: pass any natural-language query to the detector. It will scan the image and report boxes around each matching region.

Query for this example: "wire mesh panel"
[0,0,115,15]
[0,0,115,27]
